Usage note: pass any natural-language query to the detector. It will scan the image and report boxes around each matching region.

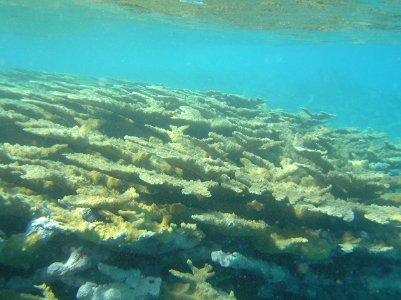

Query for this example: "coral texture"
[1,69,401,299]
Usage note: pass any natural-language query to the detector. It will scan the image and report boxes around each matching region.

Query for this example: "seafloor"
[0,69,401,299]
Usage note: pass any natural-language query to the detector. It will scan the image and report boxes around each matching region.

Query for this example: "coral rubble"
[1,69,401,299]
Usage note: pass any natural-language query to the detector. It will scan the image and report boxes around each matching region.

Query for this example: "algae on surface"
[1,69,401,299]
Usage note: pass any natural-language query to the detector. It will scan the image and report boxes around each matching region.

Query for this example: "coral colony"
[1,69,401,299]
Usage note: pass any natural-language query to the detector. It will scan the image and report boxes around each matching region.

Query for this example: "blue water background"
[1,2,400,137]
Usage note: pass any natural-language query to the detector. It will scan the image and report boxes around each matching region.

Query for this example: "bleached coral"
[77,263,162,300]
[211,250,288,282]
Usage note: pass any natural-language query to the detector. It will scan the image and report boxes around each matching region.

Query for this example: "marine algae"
[1,69,401,298]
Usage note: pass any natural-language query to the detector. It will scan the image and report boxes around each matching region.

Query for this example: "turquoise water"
[1,0,401,136]
[1,1,401,300]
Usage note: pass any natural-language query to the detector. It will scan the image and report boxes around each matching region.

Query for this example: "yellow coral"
[1,69,401,298]
[166,260,236,300]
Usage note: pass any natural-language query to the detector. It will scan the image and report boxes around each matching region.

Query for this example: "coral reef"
[1,69,401,299]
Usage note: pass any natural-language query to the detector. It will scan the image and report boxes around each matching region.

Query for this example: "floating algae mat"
[0,69,401,299]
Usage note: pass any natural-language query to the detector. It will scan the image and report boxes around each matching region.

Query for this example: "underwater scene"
[1,1,401,299]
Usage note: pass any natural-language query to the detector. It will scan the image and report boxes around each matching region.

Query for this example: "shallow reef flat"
[1,69,401,299]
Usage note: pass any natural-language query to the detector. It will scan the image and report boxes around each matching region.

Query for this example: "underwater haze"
[1,0,401,136]
[1,1,401,299]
